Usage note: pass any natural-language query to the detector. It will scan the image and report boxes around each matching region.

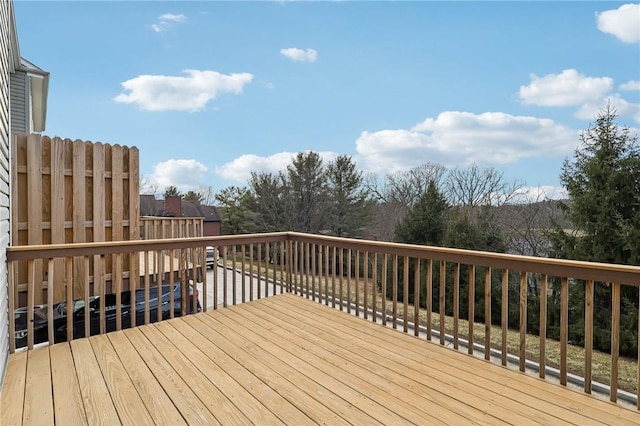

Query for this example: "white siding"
[9,71,26,135]
[0,0,12,390]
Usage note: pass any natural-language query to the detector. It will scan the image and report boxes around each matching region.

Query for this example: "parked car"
[14,281,201,349]
[206,246,216,269]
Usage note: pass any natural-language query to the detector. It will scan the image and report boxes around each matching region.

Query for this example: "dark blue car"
[14,281,201,348]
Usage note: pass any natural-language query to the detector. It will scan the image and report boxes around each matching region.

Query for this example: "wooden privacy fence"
[11,134,140,306]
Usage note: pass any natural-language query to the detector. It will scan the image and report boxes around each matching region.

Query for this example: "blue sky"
[14,1,640,200]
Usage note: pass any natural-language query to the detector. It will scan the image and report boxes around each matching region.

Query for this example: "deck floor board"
[49,344,87,426]
[261,295,611,425]
[267,294,640,425]
[2,292,639,425]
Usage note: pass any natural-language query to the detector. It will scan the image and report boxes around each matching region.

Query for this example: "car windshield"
[56,296,99,315]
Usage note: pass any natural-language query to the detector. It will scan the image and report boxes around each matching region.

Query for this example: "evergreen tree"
[183,190,203,203]
[163,185,181,198]
[248,153,372,277]
[393,180,449,245]
[326,155,372,237]
[286,151,327,233]
[443,209,506,253]
[389,181,449,306]
[551,105,640,265]
[549,106,640,356]
[215,186,256,234]
[248,171,289,232]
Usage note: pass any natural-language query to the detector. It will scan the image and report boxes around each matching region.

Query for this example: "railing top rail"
[7,230,640,285]
[6,232,289,261]
[287,232,640,286]
[139,216,204,220]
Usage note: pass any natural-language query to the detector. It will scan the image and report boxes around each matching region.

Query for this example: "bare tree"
[496,190,561,257]
[139,176,159,196]
[363,163,447,241]
[196,185,216,206]
[366,162,447,206]
[445,163,523,208]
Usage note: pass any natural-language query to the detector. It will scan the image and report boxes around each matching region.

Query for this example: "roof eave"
[9,3,20,71]
[19,58,50,133]
[28,71,49,132]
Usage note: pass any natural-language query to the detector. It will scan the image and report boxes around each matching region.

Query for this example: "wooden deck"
[2,293,639,425]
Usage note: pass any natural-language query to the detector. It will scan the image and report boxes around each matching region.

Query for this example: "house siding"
[0,0,13,390]
[9,71,26,134]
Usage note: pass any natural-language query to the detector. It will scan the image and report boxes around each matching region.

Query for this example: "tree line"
[215,153,562,255]
[213,106,639,357]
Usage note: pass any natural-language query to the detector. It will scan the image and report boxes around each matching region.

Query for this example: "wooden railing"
[7,233,289,352]
[285,232,640,408]
[7,231,640,408]
[139,216,204,240]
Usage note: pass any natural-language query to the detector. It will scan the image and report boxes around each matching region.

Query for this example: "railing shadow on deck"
[7,231,640,410]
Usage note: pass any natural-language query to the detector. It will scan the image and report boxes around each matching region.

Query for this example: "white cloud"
[574,94,640,123]
[518,69,613,107]
[596,4,640,43]
[159,13,186,23]
[114,70,253,112]
[216,151,338,182]
[280,48,318,63]
[150,159,208,192]
[620,80,640,91]
[152,13,187,33]
[356,111,577,174]
[513,186,569,202]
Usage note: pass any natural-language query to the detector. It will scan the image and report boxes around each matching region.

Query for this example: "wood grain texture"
[611,282,620,402]
[519,271,527,372]
[468,265,475,356]
[1,351,27,425]
[26,135,43,304]
[560,276,568,385]
[50,137,66,303]
[585,279,594,392]
[23,347,54,425]
[50,343,87,425]
[3,293,640,425]
[122,327,220,425]
[72,140,86,300]
[440,260,446,345]
[11,136,140,306]
[89,334,155,425]
[501,269,508,366]
[70,338,120,425]
[107,331,186,425]
[484,267,491,360]
[539,274,547,378]
[141,323,253,425]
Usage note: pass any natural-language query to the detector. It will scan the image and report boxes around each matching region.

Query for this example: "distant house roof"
[140,194,165,216]
[139,194,221,222]
[181,200,221,222]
